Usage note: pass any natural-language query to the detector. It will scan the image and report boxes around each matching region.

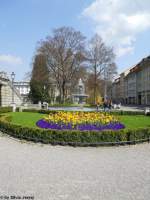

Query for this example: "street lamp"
[104,68,107,102]
[11,72,15,104]
[42,84,47,104]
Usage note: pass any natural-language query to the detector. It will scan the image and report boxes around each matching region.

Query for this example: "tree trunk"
[58,87,62,104]
[61,81,66,104]
[93,65,97,105]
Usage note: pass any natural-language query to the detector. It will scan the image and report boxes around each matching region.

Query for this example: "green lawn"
[5,112,150,130]
[8,112,46,128]
[119,115,150,129]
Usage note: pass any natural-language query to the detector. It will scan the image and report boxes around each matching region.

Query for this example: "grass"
[7,112,46,128]
[5,112,150,130]
[119,115,150,129]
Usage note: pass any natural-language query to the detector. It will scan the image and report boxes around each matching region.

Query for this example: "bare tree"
[38,26,86,103]
[86,73,103,104]
[87,34,117,104]
[23,71,31,81]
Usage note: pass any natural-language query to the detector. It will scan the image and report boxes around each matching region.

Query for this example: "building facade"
[136,57,150,105]
[112,77,121,103]
[112,56,150,105]
[14,81,30,102]
[0,72,22,107]
[125,69,137,104]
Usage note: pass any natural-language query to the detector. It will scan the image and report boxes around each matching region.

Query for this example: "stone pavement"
[0,133,150,200]
[48,105,146,112]
[118,105,144,112]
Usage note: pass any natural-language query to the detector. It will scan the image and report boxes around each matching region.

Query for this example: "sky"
[0,0,150,81]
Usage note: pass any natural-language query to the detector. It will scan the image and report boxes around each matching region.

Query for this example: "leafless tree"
[87,34,117,104]
[38,26,86,103]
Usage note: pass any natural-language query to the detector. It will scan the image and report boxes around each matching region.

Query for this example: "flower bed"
[36,111,125,131]
[0,112,150,146]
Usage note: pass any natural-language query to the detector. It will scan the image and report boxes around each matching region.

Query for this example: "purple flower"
[36,119,125,131]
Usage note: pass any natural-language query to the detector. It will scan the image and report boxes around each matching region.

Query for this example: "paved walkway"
[0,133,150,200]
[119,105,145,112]
[48,105,146,112]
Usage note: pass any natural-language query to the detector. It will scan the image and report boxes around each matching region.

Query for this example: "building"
[136,57,150,105]
[48,78,59,104]
[14,81,30,102]
[125,67,137,104]
[14,80,59,104]
[112,56,150,105]
[0,72,22,107]
[112,77,121,103]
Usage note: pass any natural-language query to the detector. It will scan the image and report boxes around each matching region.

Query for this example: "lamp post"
[43,84,46,102]
[43,85,46,91]
[104,67,107,102]
[11,72,15,104]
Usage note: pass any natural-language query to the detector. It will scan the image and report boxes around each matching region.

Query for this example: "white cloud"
[0,54,23,65]
[116,46,134,58]
[82,0,150,57]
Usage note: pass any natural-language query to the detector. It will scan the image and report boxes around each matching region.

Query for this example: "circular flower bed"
[36,111,125,131]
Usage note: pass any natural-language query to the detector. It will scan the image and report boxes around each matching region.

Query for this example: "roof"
[113,76,120,84]
[123,55,150,76]
[113,55,150,83]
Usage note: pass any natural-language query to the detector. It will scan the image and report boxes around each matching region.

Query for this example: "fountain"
[48,78,92,111]
[72,78,88,104]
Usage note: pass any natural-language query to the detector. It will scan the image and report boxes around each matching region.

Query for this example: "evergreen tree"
[29,54,50,103]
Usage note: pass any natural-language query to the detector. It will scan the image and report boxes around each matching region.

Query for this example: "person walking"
[103,100,107,112]
[96,102,100,111]
[108,99,112,111]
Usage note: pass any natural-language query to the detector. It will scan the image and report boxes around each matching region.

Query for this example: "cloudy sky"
[0,0,150,80]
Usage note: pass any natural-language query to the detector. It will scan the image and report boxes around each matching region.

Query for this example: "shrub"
[0,114,150,146]
[0,107,12,113]
[22,108,57,114]
[111,110,144,116]
[22,108,145,116]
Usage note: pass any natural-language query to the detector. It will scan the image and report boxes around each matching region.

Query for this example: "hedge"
[0,114,150,146]
[0,106,12,113]
[112,110,144,115]
[22,109,55,114]
[22,108,144,116]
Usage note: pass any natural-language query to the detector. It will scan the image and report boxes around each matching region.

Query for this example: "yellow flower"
[44,111,118,126]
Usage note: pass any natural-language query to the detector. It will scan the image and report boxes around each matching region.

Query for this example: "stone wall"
[0,80,22,107]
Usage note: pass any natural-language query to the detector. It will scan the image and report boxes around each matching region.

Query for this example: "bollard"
[12,104,16,112]
[19,106,22,112]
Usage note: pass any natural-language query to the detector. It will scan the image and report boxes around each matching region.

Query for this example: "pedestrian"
[103,100,107,112]
[108,99,112,111]
[96,102,100,111]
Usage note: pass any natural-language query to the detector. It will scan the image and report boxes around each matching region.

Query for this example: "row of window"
[15,86,30,94]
